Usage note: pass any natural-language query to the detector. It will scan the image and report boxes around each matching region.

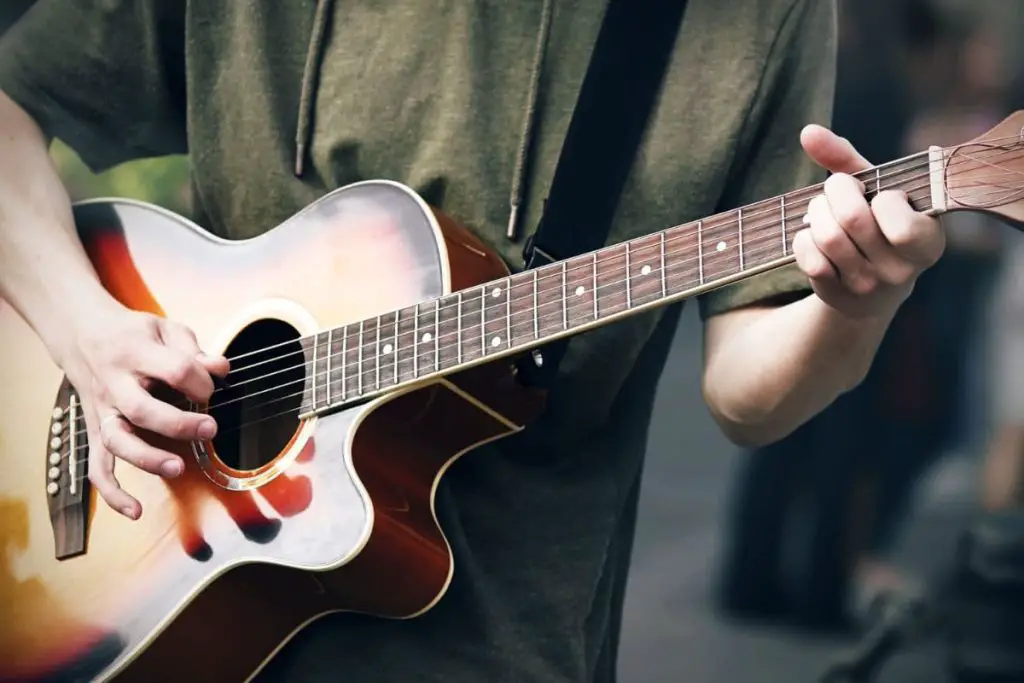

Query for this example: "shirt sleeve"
[0,0,187,173]
[697,0,837,320]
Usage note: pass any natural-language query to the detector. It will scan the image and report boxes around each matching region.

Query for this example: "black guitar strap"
[518,0,691,387]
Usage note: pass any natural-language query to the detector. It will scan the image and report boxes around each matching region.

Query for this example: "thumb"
[800,124,872,175]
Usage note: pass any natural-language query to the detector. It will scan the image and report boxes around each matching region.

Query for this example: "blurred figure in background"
[715,0,1006,633]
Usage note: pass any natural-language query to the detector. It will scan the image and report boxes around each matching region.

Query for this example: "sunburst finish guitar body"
[3,112,1024,683]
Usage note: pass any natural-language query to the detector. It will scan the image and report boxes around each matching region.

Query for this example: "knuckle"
[849,274,878,296]
[816,224,846,252]
[165,358,194,387]
[118,395,147,424]
[88,468,113,492]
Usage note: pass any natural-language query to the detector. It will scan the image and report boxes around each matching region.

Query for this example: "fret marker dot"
[641,265,652,276]
[422,332,432,343]
[575,286,585,296]
[382,343,393,354]
[491,287,502,298]
[716,241,727,252]
[491,336,501,347]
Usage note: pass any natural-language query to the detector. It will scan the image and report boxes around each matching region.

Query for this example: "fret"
[457,287,484,363]
[456,293,463,364]
[508,273,536,349]
[625,233,664,308]
[325,329,333,406]
[591,253,599,319]
[479,285,486,356]
[357,320,365,396]
[395,303,418,384]
[532,270,539,339]
[625,243,632,309]
[697,220,704,284]
[534,263,566,339]
[750,198,789,270]
[434,299,441,371]
[316,332,331,408]
[563,255,598,329]
[699,213,742,286]
[415,301,440,377]
[781,196,787,255]
[341,326,349,400]
[504,277,512,348]
[412,305,420,378]
[436,294,462,371]
[393,310,400,385]
[310,333,319,412]
[327,326,345,406]
[560,262,568,330]
[299,336,316,415]
[376,311,399,388]
[481,282,510,355]
[594,244,629,318]
[659,231,667,298]
[374,316,382,392]
[875,166,882,197]
[663,223,699,297]
[738,208,744,271]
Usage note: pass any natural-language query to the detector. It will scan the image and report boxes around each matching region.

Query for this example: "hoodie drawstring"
[506,0,554,241]
[295,0,334,177]
[295,0,554,247]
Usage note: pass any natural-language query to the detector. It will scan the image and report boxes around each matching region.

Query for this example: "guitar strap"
[517,0,691,388]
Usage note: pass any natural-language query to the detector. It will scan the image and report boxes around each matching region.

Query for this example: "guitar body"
[0,181,543,683]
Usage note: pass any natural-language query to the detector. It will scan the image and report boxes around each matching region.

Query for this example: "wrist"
[37,283,124,369]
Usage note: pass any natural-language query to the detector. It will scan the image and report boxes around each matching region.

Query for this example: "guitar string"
[56,156,1024,457]
[206,143,1024,385]
[59,179,1021,472]
[55,144,1024,463]
[209,134,1024,374]
[127,153,1024,407]
[211,150,937,374]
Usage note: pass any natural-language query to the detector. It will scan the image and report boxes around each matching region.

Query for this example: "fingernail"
[198,419,217,440]
[162,460,183,477]
[121,506,138,519]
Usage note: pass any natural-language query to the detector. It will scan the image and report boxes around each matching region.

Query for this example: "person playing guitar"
[0,1,954,682]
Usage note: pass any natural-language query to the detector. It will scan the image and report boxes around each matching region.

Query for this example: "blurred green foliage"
[50,139,193,217]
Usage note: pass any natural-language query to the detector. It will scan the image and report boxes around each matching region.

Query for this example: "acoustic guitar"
[3,113,1024,683]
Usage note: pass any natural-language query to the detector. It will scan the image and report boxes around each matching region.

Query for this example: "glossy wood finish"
[0,181,542,683]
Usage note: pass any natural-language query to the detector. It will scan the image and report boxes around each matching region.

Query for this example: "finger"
[86,403,141,519]
[805,195,877,296]
[111,379,218,441]
[160,320,231,388]
[800,124,872,175]
[792,229,837,282]
[135,342,216,404]
[872,190,946,270]
[101,413,185,479]
[823,174,896,264]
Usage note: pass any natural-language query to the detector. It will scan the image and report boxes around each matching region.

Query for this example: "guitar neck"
[300,148,942,417]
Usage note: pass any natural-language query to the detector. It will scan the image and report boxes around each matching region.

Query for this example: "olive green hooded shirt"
[0,1,835,680]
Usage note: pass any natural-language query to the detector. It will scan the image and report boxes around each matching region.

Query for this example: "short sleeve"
[0,0,187,173]
[698,0,837,320]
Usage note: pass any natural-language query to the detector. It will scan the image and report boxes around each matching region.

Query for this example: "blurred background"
[3,0,1024,681]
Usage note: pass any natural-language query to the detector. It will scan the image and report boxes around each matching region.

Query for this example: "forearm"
[702,290,905,447]
[0,91,116,361]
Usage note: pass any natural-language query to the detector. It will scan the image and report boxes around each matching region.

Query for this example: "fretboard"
[300,150,936,415]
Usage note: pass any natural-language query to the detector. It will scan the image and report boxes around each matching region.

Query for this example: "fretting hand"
[793,125,946,318]
[56,301,229,519]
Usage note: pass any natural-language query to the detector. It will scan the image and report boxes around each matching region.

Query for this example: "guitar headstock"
[942,110,1024,228]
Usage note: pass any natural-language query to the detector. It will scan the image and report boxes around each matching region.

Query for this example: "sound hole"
[208,319,305,471]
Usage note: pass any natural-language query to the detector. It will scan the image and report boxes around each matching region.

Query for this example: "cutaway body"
[0,181,543,683]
